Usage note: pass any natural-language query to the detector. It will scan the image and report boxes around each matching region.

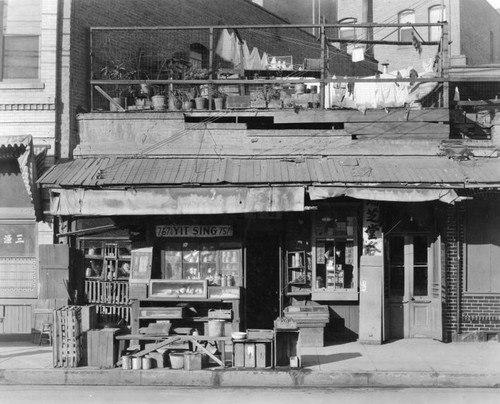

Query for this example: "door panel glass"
[389,237,405,296]
[413,236,428,296]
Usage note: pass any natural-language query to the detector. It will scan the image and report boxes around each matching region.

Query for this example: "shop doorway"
[386,234,442,339]
[245,228,281,330]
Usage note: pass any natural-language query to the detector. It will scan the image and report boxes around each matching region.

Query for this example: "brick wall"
[337,0,500,71]
[459,0,500,65]
[445,202,500,341]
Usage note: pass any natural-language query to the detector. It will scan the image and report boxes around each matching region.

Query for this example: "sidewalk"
[1,337,499,387]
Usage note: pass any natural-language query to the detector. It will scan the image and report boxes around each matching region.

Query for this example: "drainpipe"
[455,204,461,336]
[361,0,373,57]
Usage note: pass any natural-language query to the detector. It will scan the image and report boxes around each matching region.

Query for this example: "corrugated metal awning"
[38,156,500,188]
[0,135,30,159]
[0,135,41,220]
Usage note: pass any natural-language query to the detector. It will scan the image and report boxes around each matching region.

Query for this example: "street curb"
[1,368,500,388]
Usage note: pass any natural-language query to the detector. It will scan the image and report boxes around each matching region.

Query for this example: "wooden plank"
[345,122,449,136]
[272,109,449,124]
[244,343,256,368]
[256,342,267,368]
[233,342,245,367]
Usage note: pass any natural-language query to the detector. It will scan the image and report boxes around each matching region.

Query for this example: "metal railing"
[89,22,450,112]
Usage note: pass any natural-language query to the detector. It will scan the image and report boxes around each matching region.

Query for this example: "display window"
[311,206,359,300]
[160,241,242,287]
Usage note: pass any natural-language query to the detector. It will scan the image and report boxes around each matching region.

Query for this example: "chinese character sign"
[363,201,383,256]
[0,224,34,257]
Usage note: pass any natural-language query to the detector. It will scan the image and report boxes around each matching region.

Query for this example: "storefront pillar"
[358,255,384,344]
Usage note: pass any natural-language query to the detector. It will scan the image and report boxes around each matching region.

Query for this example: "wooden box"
[246,329,273,339]
[226,95,251,109]
[87,328,120,369]
[274,329,300,368]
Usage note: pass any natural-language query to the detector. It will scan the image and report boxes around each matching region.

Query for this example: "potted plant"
[151,86,167,111]
[100,60,135,111]
[184,68,211,109]
[212,87,226,110]
[168,89,186,110]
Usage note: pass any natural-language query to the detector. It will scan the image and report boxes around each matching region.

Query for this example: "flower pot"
[213,97,224,110]
[182,100,193,110]
[151,95,166,110]
[169,352,185,369]
[109,97,124,111]
[195,97,207,110]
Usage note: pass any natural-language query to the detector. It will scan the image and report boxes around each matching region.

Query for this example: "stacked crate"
[53,306,82,367]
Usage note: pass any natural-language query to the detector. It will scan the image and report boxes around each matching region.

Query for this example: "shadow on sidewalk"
[302,352,362,366]
[0,349,52,359]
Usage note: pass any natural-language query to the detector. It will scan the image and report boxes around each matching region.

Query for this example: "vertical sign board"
[359,201,384,344]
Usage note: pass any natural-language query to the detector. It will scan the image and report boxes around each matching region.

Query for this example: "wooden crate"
[87,328,120,368]
[53,306,82,368]
[226,95,251,109]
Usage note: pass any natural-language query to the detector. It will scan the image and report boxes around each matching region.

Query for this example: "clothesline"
[215,28,295,71]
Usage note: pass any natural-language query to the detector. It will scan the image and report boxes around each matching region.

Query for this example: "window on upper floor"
[428,5,446,42]
[398,9,415,42]
[338,17,357,41]
[0,0,41,81]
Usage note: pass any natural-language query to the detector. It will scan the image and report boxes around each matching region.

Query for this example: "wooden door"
[387,235,439,339]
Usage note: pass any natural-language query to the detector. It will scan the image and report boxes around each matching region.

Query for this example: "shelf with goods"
[131,297,239,337]
[83,240,132,281]
[284,251,312,298]
[130,240,243,336]
[81,239,132,325]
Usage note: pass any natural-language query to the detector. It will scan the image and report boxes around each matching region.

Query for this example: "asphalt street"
[1,386,500,404]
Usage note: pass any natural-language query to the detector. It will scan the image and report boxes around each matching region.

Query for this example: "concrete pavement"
[1,337,499,387]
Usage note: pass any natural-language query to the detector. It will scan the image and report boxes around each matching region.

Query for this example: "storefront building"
[39,152,500,344]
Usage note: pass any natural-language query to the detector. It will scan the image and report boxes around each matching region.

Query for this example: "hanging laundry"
[216,29,235,62]
[215,28,242,69]
[261,52,269,69]
[242,41,264,70]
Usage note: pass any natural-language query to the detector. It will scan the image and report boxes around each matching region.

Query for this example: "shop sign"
[156,225,233,238]
[363,201,383,256]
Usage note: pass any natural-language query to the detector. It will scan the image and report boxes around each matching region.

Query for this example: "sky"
[487,0,500,8]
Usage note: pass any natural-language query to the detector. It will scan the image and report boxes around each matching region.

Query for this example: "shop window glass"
[161,241,242,286]
[413,236,428,296]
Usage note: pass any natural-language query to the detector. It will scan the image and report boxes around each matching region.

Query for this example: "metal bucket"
[131,357,142,370]
[142,357,152,370]
[208,319,225,337]
[169,352,185,369]
[121,355,131,370]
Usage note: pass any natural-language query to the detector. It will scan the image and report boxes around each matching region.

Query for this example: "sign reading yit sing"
[156,225,233,238]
